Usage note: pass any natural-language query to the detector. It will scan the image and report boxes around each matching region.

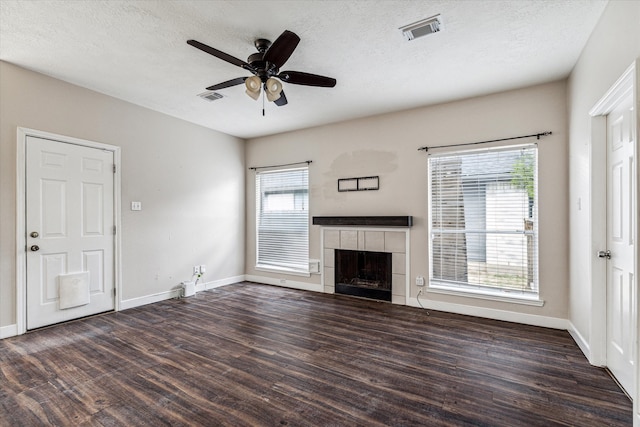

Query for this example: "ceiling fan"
[187,30,336,109]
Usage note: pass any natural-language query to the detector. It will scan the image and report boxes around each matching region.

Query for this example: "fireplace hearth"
[335,249,392,301]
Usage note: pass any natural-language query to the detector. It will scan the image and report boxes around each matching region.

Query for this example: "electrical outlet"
[199,265,206,274]
[416,276,425,287]
[308,259,320,273]
[193,265,200,275]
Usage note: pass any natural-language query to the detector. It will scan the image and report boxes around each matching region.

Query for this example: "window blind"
[256,167,309,272]
[428,145,538,294]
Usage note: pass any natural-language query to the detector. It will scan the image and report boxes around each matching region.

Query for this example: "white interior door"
[26,136,115,330]
[606,93,636,396]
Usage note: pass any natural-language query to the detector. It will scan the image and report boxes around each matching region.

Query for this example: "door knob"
[597,250,611,259]
[30,231,39,238]
[30,245,39,252]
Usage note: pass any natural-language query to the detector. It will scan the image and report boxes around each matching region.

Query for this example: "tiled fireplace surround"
[321,228,409,305]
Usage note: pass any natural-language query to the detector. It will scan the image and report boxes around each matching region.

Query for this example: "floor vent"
[399,14,443,41]
[198,91,225,102]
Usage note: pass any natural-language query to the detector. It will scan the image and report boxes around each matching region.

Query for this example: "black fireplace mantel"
[312,216,413,227]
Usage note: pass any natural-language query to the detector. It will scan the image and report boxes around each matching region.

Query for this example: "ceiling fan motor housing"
[249,39,279,81]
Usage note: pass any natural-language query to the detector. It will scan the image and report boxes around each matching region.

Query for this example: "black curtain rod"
[249,160,312,171]
[417,131,552,152]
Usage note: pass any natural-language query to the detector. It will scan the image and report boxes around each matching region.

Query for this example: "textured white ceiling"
[0,0,607,139]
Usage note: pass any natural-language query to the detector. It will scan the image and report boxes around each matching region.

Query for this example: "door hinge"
[113,288,116,297]
[113,225,116,235]
[113,164,116,173]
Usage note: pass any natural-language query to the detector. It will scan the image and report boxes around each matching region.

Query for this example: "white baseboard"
[120,275,243,310]
[406,296,568,330]
[0,324,18,339]
[120,288,181,310]
[199,275,246,292]
[567,321,592,362]
[245,274,323,293]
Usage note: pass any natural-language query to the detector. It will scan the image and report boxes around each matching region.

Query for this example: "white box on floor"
[181,281,196,297]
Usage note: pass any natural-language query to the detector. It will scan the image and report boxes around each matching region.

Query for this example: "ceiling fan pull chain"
[262,90,265,116]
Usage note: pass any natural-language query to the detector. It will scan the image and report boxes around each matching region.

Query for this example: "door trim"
[589,60,639,417]
[16,127,122,335]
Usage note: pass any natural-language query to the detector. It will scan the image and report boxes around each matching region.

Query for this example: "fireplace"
[335,249,392,301]
[320,226,409,305]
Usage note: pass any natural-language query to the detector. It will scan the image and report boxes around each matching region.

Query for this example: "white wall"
[567,0,640,355]
[567,2,640,422]
[246,80,569,323]
[0,61,246,331]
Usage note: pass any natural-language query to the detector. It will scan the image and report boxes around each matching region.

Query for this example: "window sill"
[427,284,544,306]
[255,265,311,278]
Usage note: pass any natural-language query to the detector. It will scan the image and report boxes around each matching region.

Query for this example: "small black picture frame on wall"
[338,176,380,192]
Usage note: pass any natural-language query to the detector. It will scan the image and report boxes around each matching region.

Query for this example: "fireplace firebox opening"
[335,249,392,301]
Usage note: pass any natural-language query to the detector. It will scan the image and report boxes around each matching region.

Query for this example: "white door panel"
[606,94,636,396]
[26,136,115,329]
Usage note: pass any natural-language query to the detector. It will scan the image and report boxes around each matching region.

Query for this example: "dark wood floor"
[0,282,632,426]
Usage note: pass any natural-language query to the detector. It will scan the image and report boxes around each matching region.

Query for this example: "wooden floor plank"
[0,282,632,426]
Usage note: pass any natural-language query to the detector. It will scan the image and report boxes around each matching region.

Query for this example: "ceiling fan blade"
[274,90,288,106]
[263,30,300,69]
[187,40,253,71]
[206,77,248,91]
[278,71,336,87]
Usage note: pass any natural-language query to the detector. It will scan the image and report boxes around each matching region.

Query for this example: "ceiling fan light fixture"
[265,78,283,102]
[245,76,261,100]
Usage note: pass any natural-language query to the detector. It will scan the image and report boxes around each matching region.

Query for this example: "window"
[428,145,538,299]
[256,167,309,273]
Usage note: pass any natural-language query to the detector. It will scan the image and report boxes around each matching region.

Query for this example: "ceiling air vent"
[399,14,443,41]
[198,91,225,102]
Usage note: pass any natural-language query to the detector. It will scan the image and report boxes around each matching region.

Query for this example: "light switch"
[131,201,142,211]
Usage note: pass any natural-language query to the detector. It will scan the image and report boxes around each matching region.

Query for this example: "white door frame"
[589,60,639,420]
[16,127,122,335]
